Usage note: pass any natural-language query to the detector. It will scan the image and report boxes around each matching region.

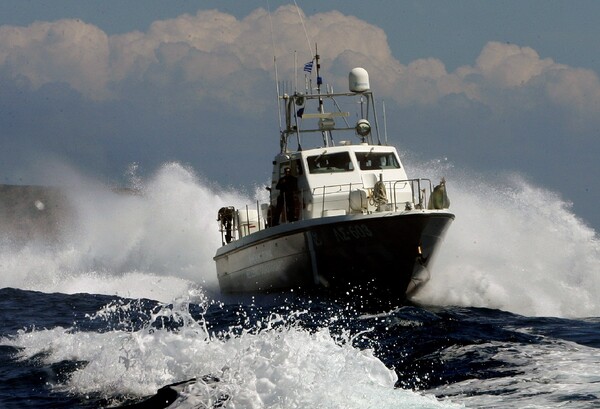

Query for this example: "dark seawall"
[0,184,72,244]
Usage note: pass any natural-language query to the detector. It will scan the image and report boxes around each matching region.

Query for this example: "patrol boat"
[214,53,453,300]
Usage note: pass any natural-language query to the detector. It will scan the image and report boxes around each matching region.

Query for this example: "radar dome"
[349,67,370,93]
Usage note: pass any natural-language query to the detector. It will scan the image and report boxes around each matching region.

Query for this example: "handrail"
[310,177,429,199]
[392,178,433,209]
[220,178,436,243]
[321,185,326,216]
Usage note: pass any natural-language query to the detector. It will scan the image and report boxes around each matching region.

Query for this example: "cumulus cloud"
[2,5,599,124]
[470,43,600,116]
[2,4,600,227]
[474,42,554,88]
[0,19,110,99]
[0,6,398,108]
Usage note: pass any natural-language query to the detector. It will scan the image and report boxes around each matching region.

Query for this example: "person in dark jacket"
[275,167,298,223]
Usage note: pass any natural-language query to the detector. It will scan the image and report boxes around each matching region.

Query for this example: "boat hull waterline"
[215,211,453,298]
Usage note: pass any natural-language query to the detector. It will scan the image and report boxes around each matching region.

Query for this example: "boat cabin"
[268,144,417,224]
[217,61,445,245]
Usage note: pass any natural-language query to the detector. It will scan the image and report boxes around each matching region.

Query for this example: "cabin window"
[307,152,354,173]
[279,159,303,177]
[294,159,303,175]
[355,152,400,170]
[279,163,289,177]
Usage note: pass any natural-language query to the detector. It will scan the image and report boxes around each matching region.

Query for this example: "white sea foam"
[0,163,245,302]
[429,338,600,408]
[2,159,600,316]
[409,159,600,317]
[2,159,599,408]
[0,299,462,409]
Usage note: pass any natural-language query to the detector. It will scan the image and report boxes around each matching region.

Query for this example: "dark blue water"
[1,288,599,408]
[2,166,600,407]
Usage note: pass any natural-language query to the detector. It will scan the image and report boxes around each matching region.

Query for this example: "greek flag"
[303,60,313,73]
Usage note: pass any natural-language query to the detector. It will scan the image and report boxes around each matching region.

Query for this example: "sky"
[1,1,600,230]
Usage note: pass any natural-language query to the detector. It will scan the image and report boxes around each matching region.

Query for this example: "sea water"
[0,161,599,408]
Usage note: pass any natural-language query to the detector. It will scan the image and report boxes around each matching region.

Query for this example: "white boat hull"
[215,210,453,298]
[215,230,313,292]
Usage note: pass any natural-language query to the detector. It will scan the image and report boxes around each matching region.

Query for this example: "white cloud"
[0,19,110,99]
[544,66,600,123]
[470,42,600,129]
[2,5,600,228]
[1,7,600,127]
[474,41,555,88]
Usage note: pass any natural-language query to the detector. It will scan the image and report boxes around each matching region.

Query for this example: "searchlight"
[356,119,371,137]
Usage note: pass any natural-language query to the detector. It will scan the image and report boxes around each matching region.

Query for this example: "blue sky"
[1,1,600,229]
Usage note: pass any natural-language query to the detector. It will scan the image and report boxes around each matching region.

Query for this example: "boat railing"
[310,178,433,212]
[219,178,435,244]
[393,178,434,209]
[217,201,265,246]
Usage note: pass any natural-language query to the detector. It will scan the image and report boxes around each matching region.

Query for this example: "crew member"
[274,167,298,224]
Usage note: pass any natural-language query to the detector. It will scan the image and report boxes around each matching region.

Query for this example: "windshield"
[355,152,400,170]
[307,152,354,173]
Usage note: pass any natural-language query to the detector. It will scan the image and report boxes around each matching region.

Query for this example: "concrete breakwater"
[0,184,73,245]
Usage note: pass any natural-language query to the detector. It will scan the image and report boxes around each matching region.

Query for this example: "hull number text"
[333,224,373,242]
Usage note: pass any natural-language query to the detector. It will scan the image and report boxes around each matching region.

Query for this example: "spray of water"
[3,159,599,407]
[2,159,599,316]
[0,297,460,409]
[410,159,600,317]
[0,162,248,301]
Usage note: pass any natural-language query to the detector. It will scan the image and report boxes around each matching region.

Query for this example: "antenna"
[294,50,298,92]
[371,95,383,145]
[383,100,388,145]
[267,0,283,133]
[314,46,330,147]
[293,0,313,58]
